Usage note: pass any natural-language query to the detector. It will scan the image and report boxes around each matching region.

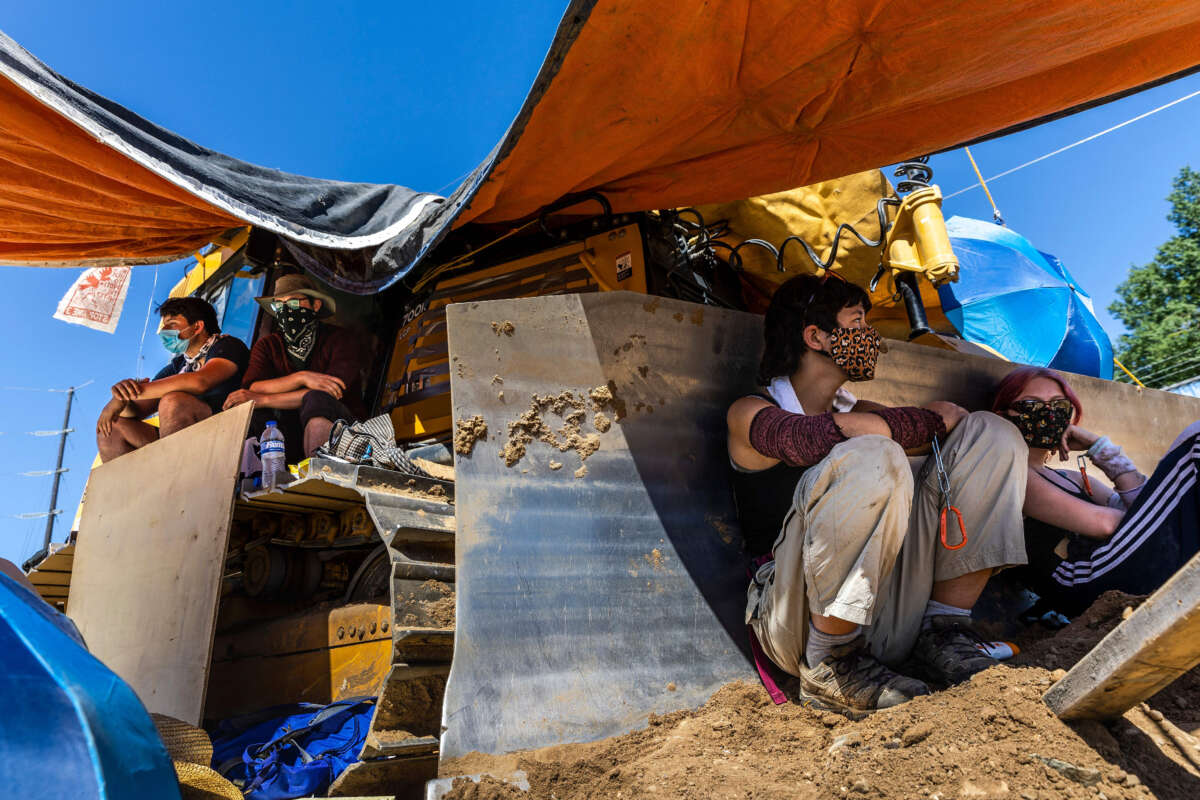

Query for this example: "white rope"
[945,87,1200,200]
[136,264,160,378]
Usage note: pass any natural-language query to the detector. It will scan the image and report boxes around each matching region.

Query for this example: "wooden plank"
[1045,551,1200,719]
[27,571,72,586]
[67,403,253,725]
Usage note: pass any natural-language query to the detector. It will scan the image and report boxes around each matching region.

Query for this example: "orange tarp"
[4,0,1200,269]
[459,0,1200,226]
[0,71,240,265]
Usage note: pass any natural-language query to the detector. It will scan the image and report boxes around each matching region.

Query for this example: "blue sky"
[2,2,1199,565]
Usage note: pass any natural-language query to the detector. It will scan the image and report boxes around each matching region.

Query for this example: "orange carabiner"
[939,505,967,550]
[1077,455,1094,498]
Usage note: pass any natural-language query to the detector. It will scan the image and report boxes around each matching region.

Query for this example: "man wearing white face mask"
[96,297,250,462]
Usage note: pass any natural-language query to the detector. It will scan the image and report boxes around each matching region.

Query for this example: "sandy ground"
[441,591,1200,800]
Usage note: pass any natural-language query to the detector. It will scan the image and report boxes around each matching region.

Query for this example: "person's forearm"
[249,373,307,394]
[1086,436,1145,505]
[136,373,209,400]
[116,398,158,418]
[253,389,308,410]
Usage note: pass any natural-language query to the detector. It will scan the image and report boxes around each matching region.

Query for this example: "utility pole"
[41,386,74,551]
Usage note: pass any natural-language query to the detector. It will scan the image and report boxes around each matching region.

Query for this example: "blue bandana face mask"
[159,327,192,355]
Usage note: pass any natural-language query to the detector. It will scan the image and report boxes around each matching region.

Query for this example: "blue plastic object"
[211,697,375,800]
[939,216,1114,379]
[0,573,180,800]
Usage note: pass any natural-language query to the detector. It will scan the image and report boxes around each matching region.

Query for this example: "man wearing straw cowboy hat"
[224,272,366,461]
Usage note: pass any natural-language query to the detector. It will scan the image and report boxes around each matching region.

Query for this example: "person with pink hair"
[992,366,1200,616]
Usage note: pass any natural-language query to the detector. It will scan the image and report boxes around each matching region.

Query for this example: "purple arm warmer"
[868,407,947,449]
[748,406,848,467]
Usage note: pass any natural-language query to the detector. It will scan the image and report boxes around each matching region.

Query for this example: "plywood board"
[66,403,253,724]
[1045,551,1200,719]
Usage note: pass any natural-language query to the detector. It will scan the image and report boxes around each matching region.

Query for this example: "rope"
[946,86,1200,200]
[1112,357,1145,387]
[136,264,160,379]
[963,146,1004,224]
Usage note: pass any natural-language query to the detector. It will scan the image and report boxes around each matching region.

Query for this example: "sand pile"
[442,591,1200,800]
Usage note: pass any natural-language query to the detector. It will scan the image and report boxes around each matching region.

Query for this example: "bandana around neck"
[180,333,222,373]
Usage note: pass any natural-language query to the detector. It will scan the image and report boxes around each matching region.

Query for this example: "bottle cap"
[265,421,277,427]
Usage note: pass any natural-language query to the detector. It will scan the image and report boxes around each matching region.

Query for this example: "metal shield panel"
[441,292,759,757]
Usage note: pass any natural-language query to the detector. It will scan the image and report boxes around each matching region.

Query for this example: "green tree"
[1109,166,1200,387]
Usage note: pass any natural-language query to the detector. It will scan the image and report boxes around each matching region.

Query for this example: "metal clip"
[931,436,967,550]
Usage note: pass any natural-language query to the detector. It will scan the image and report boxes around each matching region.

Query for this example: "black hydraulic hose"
[895,272,933,340]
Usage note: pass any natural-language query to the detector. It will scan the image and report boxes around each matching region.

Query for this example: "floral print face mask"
[1009,398,1073,449]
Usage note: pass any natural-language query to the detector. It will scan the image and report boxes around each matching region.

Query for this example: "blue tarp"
[0,573,180,800]
[939,216,1114,380]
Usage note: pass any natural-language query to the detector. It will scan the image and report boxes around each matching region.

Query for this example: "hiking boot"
[798,636,929,718]
[910,615,999,687]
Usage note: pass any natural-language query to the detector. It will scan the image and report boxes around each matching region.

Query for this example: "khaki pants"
[747,411,1028,674]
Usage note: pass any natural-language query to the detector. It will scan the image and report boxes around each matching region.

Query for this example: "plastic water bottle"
[260,421,287,489]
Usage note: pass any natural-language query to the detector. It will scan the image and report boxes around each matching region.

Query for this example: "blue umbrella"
[938,216,1114,379]
[0,572,180,799]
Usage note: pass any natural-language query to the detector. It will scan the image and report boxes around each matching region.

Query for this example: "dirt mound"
[1013,591,1200,732]
[442,590,1200,800]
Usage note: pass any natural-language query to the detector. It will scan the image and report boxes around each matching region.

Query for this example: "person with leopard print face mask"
[727,273,1028,717]
[224,272,365,462]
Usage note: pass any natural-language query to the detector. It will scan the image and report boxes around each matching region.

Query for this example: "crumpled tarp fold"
[4,1,1200,293]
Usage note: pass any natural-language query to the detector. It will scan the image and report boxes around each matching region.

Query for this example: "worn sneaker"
[909,615,999,687]
[798,636,930,718]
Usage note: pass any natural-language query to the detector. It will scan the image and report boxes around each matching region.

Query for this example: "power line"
[1129,348,1200,377]
[11,510,61,520]
[1,379,94,394]
[946,86,1200,200]
[1125,349,1200,377]
[1135,357,1200,384]
[1139,358,1200,386]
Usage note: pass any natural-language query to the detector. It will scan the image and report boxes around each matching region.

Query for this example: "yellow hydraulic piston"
[881,185,958,286]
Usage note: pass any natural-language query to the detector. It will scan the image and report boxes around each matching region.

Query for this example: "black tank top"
[1020,469,1102,600]
[729,393,809,558]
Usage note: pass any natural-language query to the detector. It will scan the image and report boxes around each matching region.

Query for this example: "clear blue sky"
[2,1,1199,566]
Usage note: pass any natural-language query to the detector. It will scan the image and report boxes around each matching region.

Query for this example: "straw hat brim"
[151,713,213,766]
[173,761,244,800]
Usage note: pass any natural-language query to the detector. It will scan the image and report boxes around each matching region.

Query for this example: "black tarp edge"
[0,1,598,295]
[0,30,441,249]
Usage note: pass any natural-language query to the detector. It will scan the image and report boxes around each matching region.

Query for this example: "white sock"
[922,600,971,630]
[805,621,861,666]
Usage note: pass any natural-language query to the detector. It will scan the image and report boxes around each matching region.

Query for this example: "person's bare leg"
[929,568,993,610]
[97,418,159,462]
[304,416,334,457]
[157,391,212,436]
